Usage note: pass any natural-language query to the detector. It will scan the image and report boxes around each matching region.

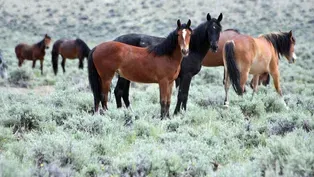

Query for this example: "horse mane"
[36,39,45,50]
[147,29,179,56]
[224,28,240,34]
[75,38,91,57]
[260,32,294,58]
[148,24,191,56]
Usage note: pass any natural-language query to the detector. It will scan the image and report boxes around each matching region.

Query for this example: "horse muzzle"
[210,42,218,53]
[181,49,189,56]
[46,46,49,49]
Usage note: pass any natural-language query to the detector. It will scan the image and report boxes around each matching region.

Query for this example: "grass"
[0,0,314,176]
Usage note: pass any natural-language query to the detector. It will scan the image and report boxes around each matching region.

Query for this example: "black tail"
[224,41,243,95]
[88,48,101,111]
[76,38,91,58]
[51,40,63,75]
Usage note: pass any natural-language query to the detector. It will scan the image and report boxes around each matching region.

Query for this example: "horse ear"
[217,13,223,22]
[187,19,191,28]
[289,30,292,37]
[207,13,211,21]
[177,19,181,28]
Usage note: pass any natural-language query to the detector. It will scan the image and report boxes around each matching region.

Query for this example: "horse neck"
[189,23,210,58]
[170,45,183,63]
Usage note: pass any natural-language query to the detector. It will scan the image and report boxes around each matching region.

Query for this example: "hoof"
[223,101,229,108]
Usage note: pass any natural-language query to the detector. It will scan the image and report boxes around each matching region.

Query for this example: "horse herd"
[10,13,297,118]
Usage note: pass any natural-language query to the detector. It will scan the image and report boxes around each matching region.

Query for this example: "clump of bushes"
[8,68,33,87]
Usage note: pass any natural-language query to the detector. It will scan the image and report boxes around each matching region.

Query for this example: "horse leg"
[32,60,36,68]
[159,80,168,119]
[78,58,84,69]
[40,59,44,75]
[251,74,259,100]
[61,56,66,73]
[122,79,131,108]
[181,73,193,111]
[240,71,249,94]
[18,59,23,67]
[174,76,183,115]
[165,81,174,118]
[114,76,124,108]
[100,79,112,111]
[224,68,231,106]
[270,69,282,96]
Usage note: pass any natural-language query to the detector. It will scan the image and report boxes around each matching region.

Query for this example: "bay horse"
[15,34,51,75]
[113,13,224,114]
[223,30,296,106]
[51,38,91,75]
[88,20,192,118]
[0,51,8,79]
[113,34,164,108]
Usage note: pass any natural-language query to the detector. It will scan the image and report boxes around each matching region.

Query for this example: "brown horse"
[51,38,91,75]
[15,34,51,75]
[88,20,192,118]
[201,29,270,87]
[223,31,296,106]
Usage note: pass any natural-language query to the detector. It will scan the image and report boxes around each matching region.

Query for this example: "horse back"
[59,40,79,59]
[15,43,33,60]
[202,30,241,67]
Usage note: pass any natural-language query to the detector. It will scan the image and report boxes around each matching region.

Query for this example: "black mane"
[261,32,294,58]
[75,38,91,57]
[148,24,190,56]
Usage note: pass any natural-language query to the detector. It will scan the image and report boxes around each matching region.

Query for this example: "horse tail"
[51,40,63,75]
[88,47,102,109]
[224,41,243,95]
[76,38,91,58]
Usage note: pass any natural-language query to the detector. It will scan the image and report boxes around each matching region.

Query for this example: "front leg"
[32,60,37,68]
[165,81,174,118]
[40,59,44,75]
[251,74,259,100]
[181,73,193,111]
[159,79,168,119]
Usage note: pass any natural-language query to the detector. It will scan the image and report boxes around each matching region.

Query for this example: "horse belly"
[249,58,268,74]
[60,45,78,59]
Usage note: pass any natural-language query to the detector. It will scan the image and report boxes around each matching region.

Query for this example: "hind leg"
[181,73,193,111]
[100,77,113,111]
[122,79,131,108]
[251,74,259,100]
[224,68,231,106]
[114,76,124,108]
[61,56,66,73]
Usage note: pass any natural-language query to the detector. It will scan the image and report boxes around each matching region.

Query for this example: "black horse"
[114,13,223,114]
[0,51,8,79]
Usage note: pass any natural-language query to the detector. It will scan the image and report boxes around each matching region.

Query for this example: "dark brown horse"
[88,20,192,118]
[51,38,90,75]
[15,34,51,75]
[223,31,296,106]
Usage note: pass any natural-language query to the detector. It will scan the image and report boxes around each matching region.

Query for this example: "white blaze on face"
[181,29,189,50]
[292,52,297,59]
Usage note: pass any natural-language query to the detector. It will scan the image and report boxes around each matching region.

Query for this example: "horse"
[223,30,296,106]
[201,29,270,89]
[113,34,164,108]
[88,19,192,118]
[0,51,8,79]
[112,13,224,114]
[15,34,51,75]
[51,38,91,75]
